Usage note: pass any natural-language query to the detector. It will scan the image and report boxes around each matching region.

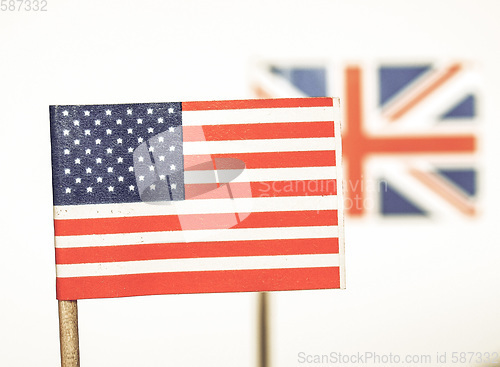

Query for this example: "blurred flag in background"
[252,61,479,218]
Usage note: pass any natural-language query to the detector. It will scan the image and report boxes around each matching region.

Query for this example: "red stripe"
[56,238,339,264]
[344,66,364,216]
[184,151,336,170]
[186,180,336,199]
[252,84,274,99]
[182,98,333,111]
[365,135,476,153]
[409,169,476,216]
[183,121,335,141]
[185,181,251,200]
[387,63,462,121]
[54,210,338,236]
[56,267,341,300]
[233,210,337,229]
[250,180,337,197]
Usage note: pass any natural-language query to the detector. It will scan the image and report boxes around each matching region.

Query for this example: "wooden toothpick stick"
[58,300,80,367]
[258,292,270,367]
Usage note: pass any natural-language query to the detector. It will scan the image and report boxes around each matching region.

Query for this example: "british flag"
[252,61,479,218]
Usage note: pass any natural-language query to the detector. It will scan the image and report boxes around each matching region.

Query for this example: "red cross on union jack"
[344,64,477,216]
[252,61,479,217]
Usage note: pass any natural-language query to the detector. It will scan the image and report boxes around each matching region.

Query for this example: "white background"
[1,1,500,366]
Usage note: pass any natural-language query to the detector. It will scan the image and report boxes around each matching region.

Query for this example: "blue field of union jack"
[252,61,479,218]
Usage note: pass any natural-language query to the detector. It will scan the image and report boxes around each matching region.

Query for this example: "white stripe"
[183,107,335,126]
[185,166,337,184]
[183,137,335,154]
[56,253,340,278]
[55,225,339,248]
[54,195,338,220]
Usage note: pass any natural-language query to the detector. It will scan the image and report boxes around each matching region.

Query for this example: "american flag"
[50,98,345,300]
[252,62,478,217]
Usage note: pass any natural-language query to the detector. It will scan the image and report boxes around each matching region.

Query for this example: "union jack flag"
[252,62,479,217]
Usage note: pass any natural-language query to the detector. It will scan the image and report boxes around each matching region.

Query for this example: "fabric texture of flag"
[50,98,345,300]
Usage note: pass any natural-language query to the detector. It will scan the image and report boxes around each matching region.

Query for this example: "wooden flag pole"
[58,300,80,367]
[257,292,270,367]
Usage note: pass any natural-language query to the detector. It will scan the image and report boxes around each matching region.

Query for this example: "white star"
[128,147,134,153]
[159,156,165,161]
[116,119,122,125]
[127,128,133,134]
[106,109,112,116]
[63,130,70,136]
[95,119,101,126]
[84,111,90,116]
[149,165,155,171]
[171,183,177,190]
[65,188,71,193]
[147,108,153,114]
[159,174,166,180]
[64,149,70,155]
[74,158,81,164]
[106,129,112,135]
[127,108,133,115]
[64,168,71,174]
[107,167,113,173]
[158,117,164,123]
[117,138,122,144]
[158,136,164,143]
[73,120,79,126]
[128,166,134,172]
[96,158,102,164]
[138,137,143,143]
[150,184,156,190]
[168,108,174,114]
[106,148,113,154]
[137,118,143,124]
[118,176,124,182]
[62,110,69,116]
[139,176,145,181]
[129,185,135,191]
[108,186,114,192]
[85,149,91,155]
[87,187,93,193]
[148,127,154,133]
[75,178,81,184]
[138,156,144,162]
[84,130,91,136]
[97,177,103,183]
[170,164,176,171]
[86,167,92,173]
[95,139,101,145]
[74,139,80,145]
[117,157,123,163]
[148,146,154,152]
[168,126,175,132]
[169,146,175,151]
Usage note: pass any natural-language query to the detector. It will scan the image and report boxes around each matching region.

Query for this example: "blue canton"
[50,102,184,206]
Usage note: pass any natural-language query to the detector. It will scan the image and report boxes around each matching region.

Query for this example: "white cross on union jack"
[252,61,479,217]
